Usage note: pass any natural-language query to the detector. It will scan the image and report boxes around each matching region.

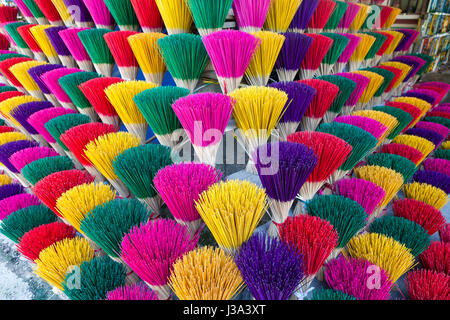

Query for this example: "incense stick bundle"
[185,0,233,36]
[336,2,360,33]
[0,193,41,220]
[130,0,163,33]
[3,22,33,56]
[9,146,59,173]
[372,31,394,65]
[351,70,384,110]
[21,155,74,185]
[392,134,435,164]
[83,0,115,29]
[372,106,413,141]
[29,25,61,64]
[299,33,333,79]
[323,0,347,32]
[41,67,81,109]
[335,72,369,115]
[348,33,375,72]
[154,0,192,35]
[104,31,138,81]
[383,7,401,28]
[78,28,114,76]
[317,33,349,76]
[62,0,94,28]
[306,0,336,33]
[335,115,388,144]
[264,0,302,33]
[352,110,398,144]
[360,31,386,68]
[349,3,370,32]
[233,0,271,33]
[58,28,94,71]
[9,60,47,99]
[103,0,139,31]
[367,152,417,183]
[107,283,158,300]
[50,0,73,27]
[34,0,64,25]
[288,0,319,33]
[16,24,47,61]
[44,26,76,67]
[334,33,361,73]
[403,182,448,211]
[22,0,49,24]
[14,0,37,24]
[28,64,64,106]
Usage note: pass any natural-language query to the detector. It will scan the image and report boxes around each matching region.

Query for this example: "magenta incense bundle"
[335,72,370,115]
[9,146,59,172]
[83,0,115,29]
[232,0,271,33]
[337,2,360,33]
[41,67,81,110]
[334,33,361,73]
[58,27,94,71]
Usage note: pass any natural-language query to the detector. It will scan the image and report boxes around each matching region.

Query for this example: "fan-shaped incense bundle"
[349,3,370,31]
[104,31,138,81]
[50,0,72,26]
[129,0,162,33]
[383,7,401,28]
[0,132,29,147]
[83,0,115,29]
[44,26,75,68]
[335,72,369,115]
[9,146,59,173]
[62,0,94,28]
[288,0,319,33]
[275,32,313,82]
[102,0,139,31]
[77,28,114,76]
[172,92,233,166]
[133,86,189,149]
[0,193,41,220]
[407,269,450,300]
[29,25,60,64]
[34,0,64,25]
[0,141,38,183]
[9,60,47,99]
[0,95,41,135]
[203,30,260,94]
[107,283,158,300]
[419,241,450,275]
[0,57,33,91]
[105,81,156,143]
[307,0,336,33]
[18,221,77,261]
[0,205,56,243]
[348,34,375,72]
[362,67,393,103]
[0,184,25,201]
[352,110,398,144]
[3,22,33,56]
[417,82,450,99]
[336,2,360,33]
[128,32,166,85]
[385,101,422,131]
[153,0,192,35]
[21,155,73,185]
[287,131,352,201]
[380,62,411,92]
[235,233,304,300]
[299,33,333,79]
[121,219,199,300]
[394,97,432,121]
[317,33,349,77]
[298,79,339,131]
[154,163,222,234]
[395,29,420,55]
[360,31,386,67]
[233,0,271,33]
[22,0,48,24]
[58,28,94,71]
[392,134,435,164]
[229,86,287,172]
[367,152,416,183]
[27,64,64,105]
[405,128,444,149]
[323,0,347,31]
[264,0,302,33]
[403,182,447,210]
[335,115,387,145]
[186,0,233,36]
[112,144,172,214]
[0,126,15,134]
[372,106,413,141]
[435,149,450,161]
[324,256,392,300]
[16,24,47,61]
[11,0,35,24]
[35,237,94,290]
[416,121,450,140]
[423,117,450,130]
[245,31,285,86]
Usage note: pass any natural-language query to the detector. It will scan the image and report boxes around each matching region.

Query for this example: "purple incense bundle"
[404,128,444,149]
[9,146,59,172]
[27,64,64,106]
[107,283,158,300]
[404,88,441,106]
[336,2,360,32]
[254,141,318,237]
[0,184,25,201]
[394,29,420,53]
[288,0,319,33]
[335,178,386,217]
[58,28,94,71]
[28,107,77,155]
[202,30,261,94]
[41,68,82,109]
[0,193,41,220]
[44,26,76,68]
[392,56,425,82]
[269,81,316,138]
[121,219,199,300]
[413,170,450,194]
[232,0,271,33]
[63,0,94,28]
[153,162,223,235]
[415,121,449,139]
[423,158,450,176]
[324,256,392,300]
[335,72,370,115]
[275,32,313,82]
[334,33,361,73]
[235,233,304,300]
[0,140,39,173]
[335,115,388,142]
[9,101,54,145]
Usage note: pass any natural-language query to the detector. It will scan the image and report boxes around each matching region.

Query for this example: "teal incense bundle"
[317,33,349,77]
[323,1,348,32]
[21,155,74,185]
[3,22,33,57]
[367,153,417,183]
[185,0,233,36]
[103,0,139,31]
[78,28,115,77]
[361,31,387,68]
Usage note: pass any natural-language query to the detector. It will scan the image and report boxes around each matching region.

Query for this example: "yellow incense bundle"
[169,246,244,300]
[245,31,285,86]
[352,110,399,143]
[348,34,376,71]
[352,70,384,107]
[55,182,116,231]
[0,132,29,146]
[105,81,157,143]
[196,180,267,254]
[128,32,167,85]
[382,31,404,56]
[347,233,415,283]
[9,61,47,99]
[154,0,193,35]
[29,25,60,64]
[392,134,435,164]
[264,0,302,33]
[393,96,432,118]
[349,4,371,31]
[403,182,448,210]
[0,174,12,186]
[0,96,41,129]
[51,0,73,25]
[84,132,141,197]
[35,237,95,289]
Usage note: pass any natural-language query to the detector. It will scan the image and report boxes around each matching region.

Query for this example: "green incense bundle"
[45,113,91,153]
[409,53,433,76]
[0,205,57,243]
[319,33,349,76]
[423,117,450,129]
[324,1,348,31]
[3,22,31,54]
[434,149,450,160]
[186,0,234,36]
[78,29,115,76]
[103,0,140,31]
[112,144,173,215]
[362,67,395,97]
[373,106,413,140]
[367,153,417,182]
[133,86,190,149]
[309,289,356,301]
[0,53,29,61]
[80,199,150,258]
[317,122,378,182]
[157,33,210,93]
[307,195,367,249]
[58,72,101,121]
[0,86,19,93]
[22,0,47,24]
[370,216,430,256]
[21,156,74,185]
[317,74,357,123]
[361,31,386,65]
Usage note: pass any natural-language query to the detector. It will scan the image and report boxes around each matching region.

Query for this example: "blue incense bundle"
[412,170,450,194]
[275,32,313,82]
[288,0,320,33]
[404,128,444,149]
[235,233,304,300]
[269,81,316,139]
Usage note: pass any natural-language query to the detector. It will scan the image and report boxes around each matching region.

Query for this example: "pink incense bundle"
[172,93,233,166]
[202,30,261,94]
[121,219,199,300]
[423,158,450,176]
[0,193,41,220]
[287,131,352,200]
[415,121,450,140]
[79,77,123,129]
[324,256,392,300]
[0,57,33,92]
[334,178,386,217]
[83,0,116,29]
[104,31,139,81]
[41,68,82,109]
[34,0,64,26]
[416,82,450,101]
[297,78,339,131]
[307,0,336,33]
[380,144,423,166]
[233,0,271,33]
[153,163,222,235]
[335,72,370,115]
[299,33,333,79]
[16,24,47,61]
[27,107,77,155]
[58,28,94,71]
[9,146,59,172]
[107,283,158,300]
[334,34,361,74]
[13,0,36,23]
[335,115,388,142]
[130,0,163,33]
[33,169,94,215]
[336,2,360,32]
